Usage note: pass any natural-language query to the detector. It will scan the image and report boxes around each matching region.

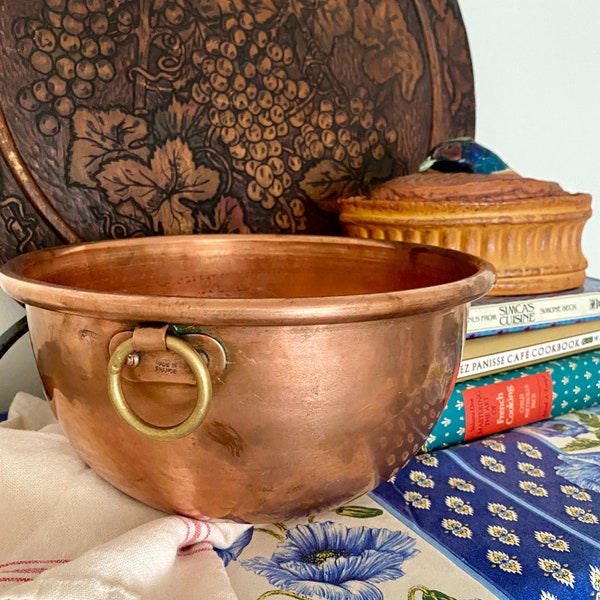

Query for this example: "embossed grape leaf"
[300,160,361,213]
[363,154,394,190]
[353,0,424,98]
[245,0,279,24]
[68,107,150,188]
[96,139,220,234]
[152,98,209,150]
[188,195,251,233]
[305,0,353,54]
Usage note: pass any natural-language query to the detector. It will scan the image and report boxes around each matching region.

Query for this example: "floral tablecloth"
[225,407,600,600]
[2,395,600,599]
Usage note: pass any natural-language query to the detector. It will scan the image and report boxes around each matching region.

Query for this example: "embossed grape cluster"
[292,89,398,170]
[187,11,394,231]
[13,0,132,135]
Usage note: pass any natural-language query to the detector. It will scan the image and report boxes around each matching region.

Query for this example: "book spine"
[467,291,600,336]
[466,316,600,339]
[425,347,600,452]
[457,328,600,381]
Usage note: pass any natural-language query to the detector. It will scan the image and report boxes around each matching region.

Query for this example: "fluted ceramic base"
[339,172,592,296]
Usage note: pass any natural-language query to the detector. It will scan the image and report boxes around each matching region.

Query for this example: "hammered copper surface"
[0,235,494,522]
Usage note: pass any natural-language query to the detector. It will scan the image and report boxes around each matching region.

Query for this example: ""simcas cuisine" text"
[498,302,535,326]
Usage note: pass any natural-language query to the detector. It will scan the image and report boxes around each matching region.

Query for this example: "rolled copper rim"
[0,235,495,325]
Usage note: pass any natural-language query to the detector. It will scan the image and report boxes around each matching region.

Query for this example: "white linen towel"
[0,393,251,599]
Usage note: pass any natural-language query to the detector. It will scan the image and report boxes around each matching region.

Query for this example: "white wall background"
[459,0,600,277]
[1,0,599,408]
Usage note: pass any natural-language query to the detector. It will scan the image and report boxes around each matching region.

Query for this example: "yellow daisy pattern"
[481,439,507,453]
[538,558,575,588]
[487,525,520,546]
[403,491,431,510]
[488,503,519,522]
[408,470,435,489]
[534,531,570,553]
[517,462,545,478]
[519,481,549,497]
[516,441,543,460]
[444,496,474,516]
[560,485,592,502]
[447,477,475,493]
[480,455,506,474]
[564,506,599,524]
[385,402,600,599]
[441,518,472,539]
[487,550,523,574]
[415,454,439,468]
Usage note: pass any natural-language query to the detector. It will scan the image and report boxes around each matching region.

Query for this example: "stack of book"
[426,277,600,451]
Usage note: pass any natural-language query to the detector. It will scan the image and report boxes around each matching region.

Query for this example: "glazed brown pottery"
[339,171,592,295]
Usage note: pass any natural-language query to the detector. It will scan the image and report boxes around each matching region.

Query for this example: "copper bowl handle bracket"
[107,335,212,440]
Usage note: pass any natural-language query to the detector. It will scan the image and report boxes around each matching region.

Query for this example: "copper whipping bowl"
[0,235,494,522]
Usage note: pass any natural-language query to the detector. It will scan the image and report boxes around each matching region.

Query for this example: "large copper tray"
[0,0,475,264]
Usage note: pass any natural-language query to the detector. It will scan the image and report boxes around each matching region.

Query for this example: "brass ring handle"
[107,335,212,440]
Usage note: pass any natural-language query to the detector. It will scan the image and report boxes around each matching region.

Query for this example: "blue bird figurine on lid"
[419,137,512,175]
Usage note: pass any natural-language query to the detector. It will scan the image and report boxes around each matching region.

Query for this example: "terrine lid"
[363,171,570,204]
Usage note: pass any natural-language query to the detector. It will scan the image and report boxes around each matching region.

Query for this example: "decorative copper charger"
[0,0,475,265]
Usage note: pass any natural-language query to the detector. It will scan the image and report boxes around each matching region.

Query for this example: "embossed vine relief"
[9,0,432,236]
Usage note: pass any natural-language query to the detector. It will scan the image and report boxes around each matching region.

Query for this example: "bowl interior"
[15,235,482,300]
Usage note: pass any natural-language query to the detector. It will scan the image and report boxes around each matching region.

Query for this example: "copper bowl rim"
[0,234,495,325]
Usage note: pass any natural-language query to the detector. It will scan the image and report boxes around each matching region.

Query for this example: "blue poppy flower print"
[555,452,600,493]
[242,520,418,600]
[216,527,253,566]
[534,419,587,438]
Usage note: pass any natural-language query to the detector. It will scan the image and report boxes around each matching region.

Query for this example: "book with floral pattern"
[427,347,600,452]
